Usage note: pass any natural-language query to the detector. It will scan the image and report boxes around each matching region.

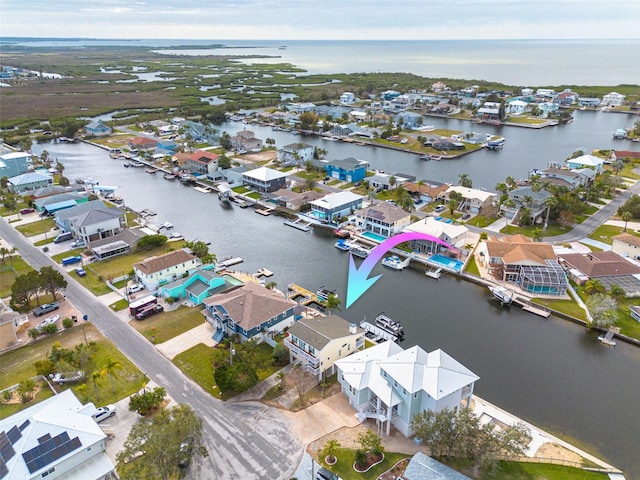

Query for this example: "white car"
[92,404,116,423]
[126,284,144,294]
[434,205,446,213]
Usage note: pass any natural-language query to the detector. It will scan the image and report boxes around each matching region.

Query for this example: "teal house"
[160,268,234,305]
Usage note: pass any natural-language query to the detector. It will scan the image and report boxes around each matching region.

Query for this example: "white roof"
[242,166,289,182]
[0,389,113,480]
[445,185,496,202]
[310,191,363,209]
[335,341,404,391]
[568,154,604,167]
[404,217,469,239]
[1,151,33,160]
[8,172,52,185]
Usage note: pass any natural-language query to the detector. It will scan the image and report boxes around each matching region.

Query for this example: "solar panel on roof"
[0,442,15,463]
[24,432,82,473]
[6,426,20,444]
[0,458,9,479]
[18,419,30,432]
[37,433,51,444]
[0,434,8,450]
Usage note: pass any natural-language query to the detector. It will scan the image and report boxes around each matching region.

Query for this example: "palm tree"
[100,358,123,394]
[322,438,341,464]
[0,247,9,263]
[458,173,472,188]
[620,211,632,232]
[91,371,102,400]
[609,284,626,300]
[584,279,605,295]
[325,293,341,314]
[543,195,558,232]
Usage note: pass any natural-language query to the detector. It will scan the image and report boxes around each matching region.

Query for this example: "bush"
[41,324,58,334]
[28,328,40,340]
[129,386,166,415]
[272,344,290,366]
[34,359,56,377]
[2,390,13,403]
[354,449,367,468]
[62,317,74,329]
[165,296,176,304]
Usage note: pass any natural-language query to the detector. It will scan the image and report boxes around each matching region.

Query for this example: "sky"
[1,0,639,41]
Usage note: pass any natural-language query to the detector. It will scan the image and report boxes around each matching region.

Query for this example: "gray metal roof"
[403,452,472,480]
[287,315,362,350]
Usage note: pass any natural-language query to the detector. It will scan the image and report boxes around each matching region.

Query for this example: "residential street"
[0,217,302,479]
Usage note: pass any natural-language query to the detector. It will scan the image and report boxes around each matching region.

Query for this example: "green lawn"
[318,450,409,480]
[109,298,130,312]
[172,343,221,398]
[466,215,497,228]
[444,458,609,480]
[129,305,205,344]
[501,223,568,237]
[588,225,631,245]
[15,217,56,237]
[465,256,480,276]
[0,256,34,297]
[532,298,587,321]
[0,324,144,418]
[506,116,549,125]
[0,387,55,419]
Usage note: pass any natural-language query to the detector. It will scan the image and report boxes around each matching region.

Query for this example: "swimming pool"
[429,253,464,272]
[361,231,387,242]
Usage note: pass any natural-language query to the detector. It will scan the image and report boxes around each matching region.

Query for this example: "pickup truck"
[49,371,83,385]
[32,302,59,317]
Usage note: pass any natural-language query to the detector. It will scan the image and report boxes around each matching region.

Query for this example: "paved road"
[0,218,302,479]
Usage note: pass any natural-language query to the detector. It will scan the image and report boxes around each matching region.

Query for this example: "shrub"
[272,344,290,366]
[28,328,39,340]
[165,296,176,304]
[2,390,13,403]
[354,449,367,468]
[62,317,74,329]
[41,324,58,334]
[129,386,167,415]
[34,359,56,377]
[17,379,36,404]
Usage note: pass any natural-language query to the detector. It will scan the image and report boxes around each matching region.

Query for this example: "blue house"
[0,151,33,178]
[85,120,112,137]
[156,140,178,154]
[8,172,53,194]
[325,157,369,183]
[202,282,298,343]
[160,267,234,305]
[396,111,424,129]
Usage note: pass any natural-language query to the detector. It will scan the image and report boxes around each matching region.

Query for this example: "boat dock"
[194,186,211,194]
[215,257,244,271]
[284,217,313,232]
[255,208,274,216]
[359,321,399,344]
[425,267,442,279]
[254,268,274,278]
[512,296,551,318]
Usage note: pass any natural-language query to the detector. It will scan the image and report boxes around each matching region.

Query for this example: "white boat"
[375,313,404,339]
[349,243,372,258]
[316,287,337,302]
[489,286,513,305]
[425,267,442,279]
[381,255,410,270]
[598,328,618,346]
[162,222,173,230]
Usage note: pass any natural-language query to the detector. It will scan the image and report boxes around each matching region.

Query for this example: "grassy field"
[0,387,55,419]
[444,458,609,480]
[128,305,205,344]
[532,298,588,321]
[0,324,144,418]
[465,256,480,276]
[588,225,628,244]
[0,255,34,297]
[15,217,56,237]
[172,343,220,398]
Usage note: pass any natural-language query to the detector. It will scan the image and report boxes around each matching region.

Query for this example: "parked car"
[434,205,446,213]
[178,438,193,468]
[61,256,82,266]
[70,240,86,248]
[74,267,87,277]
[462,213,471,220]
[126,284,144,294]
[92,404,116,423]
[54,232,73,243]
[36,314,60,331]
[20,208,35,214]
[316,467,338,480]
[32,302,59,317]
[49,371,83,385]
[135,304,164,320]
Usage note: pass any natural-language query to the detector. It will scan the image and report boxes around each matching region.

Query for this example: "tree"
[620,210,633,232]
[299,111,319,131]
[288,363,315,406]
[584,278,605,295]
[357,429,384,456]
[543,194,558,231]
[447,191,463,215]
[304,177,316,192]
[136,234,167,251]
[531,228,543,242]
[17,379,36,404]
[394,185,415,212]
[325,293,341,314]
[458,173,472,188]
[39,266,67,300]
[609,284,626,301]
[116,404,207,480]
[586,293,618,328]
[101,358,123,394]
[321,438,341,464]
[129,386,167,415]
[272,344,290,366]
[186,240,210,259]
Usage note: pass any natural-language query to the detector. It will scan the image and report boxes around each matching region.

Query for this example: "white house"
[309,191,364,223]
[68,208,126,245]
[354,202,413,239]
[403,217,469,255]
[601,92,625,107]
[442,186,496,214]
[284,314,365,380]
[0,389,117,480]
[133,249,201,291]
[612,233,640,261]
[336,341,479,437]
[340,92,355,105]
[506,99,529,114]
[565,154,604,173]
[277,142,315,166]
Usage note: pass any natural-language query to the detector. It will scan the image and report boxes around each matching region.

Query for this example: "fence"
[493,455,620,474]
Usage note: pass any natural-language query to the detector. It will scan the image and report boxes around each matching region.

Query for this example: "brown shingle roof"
[203,282,296,331]
[560,251,640,277]
[613,233,640,248]
[403,182,450,198]
[485,236,556,265]
[134,250,197,275]
[355,201,411,224]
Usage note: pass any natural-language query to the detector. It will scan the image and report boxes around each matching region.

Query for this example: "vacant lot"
[128,305,205,344]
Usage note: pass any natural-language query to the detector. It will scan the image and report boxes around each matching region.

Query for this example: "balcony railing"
[284,338,319,367]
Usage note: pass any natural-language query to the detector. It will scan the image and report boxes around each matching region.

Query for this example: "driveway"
[155,323,217,359]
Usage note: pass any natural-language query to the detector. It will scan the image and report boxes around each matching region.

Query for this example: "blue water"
[361,231,387,242]
[430,253,464,272]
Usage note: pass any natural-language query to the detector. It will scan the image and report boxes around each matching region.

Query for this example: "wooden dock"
[513,296,550,318]
[255,208,274,216]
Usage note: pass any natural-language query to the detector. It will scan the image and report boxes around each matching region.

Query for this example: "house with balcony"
[0,389,117,480]
[185,150,219,175]
[565,154,604,173]
[324,157,369,183]
[612,233,640,261]
[539,168,585,191]
[242,166,289,193]
[601,92,625,107]
[396,111,424,129]
[54,200,118,232]
[578,97,601,107]
[442,186,496,214]
[477,102,501,121]
[0,151,33,178]
[499,186,551,224]
[67,207,127,245]
[232,130,263,152]
[478,235,568,296]
[160,267,235,305]
[272,188,324,211]
[127,136,158,151]
[133,249,201,291]
[85,119,112,137]
[202,282,298,343]
[403,181,450,205]
[278,142,315,166]
[354,202,413,238]
[403,217,469,256]
[340,92,355,105]
[285,315,365,380]
[506,99,529,114]
[558,251,640,297]
[8,172,53,194]
[309,191,364,224]
[336,341,479,437]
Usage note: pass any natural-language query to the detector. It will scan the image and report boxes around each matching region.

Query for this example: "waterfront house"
[160,267,234,305]
[156,139,178,154]
[601,92,625,107]
[0,150,33,178]
[8,172,53,194]
[578,97,601,107]
[272,188,324,211]
[284,314,365,380]
[34,191,90,216]
[133,249,201,291]
[537,102,559,117]
[432,139,465,151]
[127,136,158,151]
[477,101,501,121]
[231,129,263,152]
[442,186,496,214]
[324,157,368,183]
[558,251,640,297]
[553,90,579,106]
[403,181,450,205]
[283,102,316,114]
[66,206,127,245]
[182,120,220,145]
[202,282,298,343]
[85,119,112,137]
[404,217,469,255]
[88,227,146,261]
[478,235,568,296]
[220,165,249,186]
[335,341,478,437]
[185,150,219,175]
[54,199,116,232]
[611,150,640,162]
[25,185,79,200]
[500,186,551,224]
[278,142,315,166]
[242,166,289,193]
[0,389,117,480]
[397,111,424,129]
[368,172,412,191]
[380,90,400,101]
[309,191,364,224]
[331,124,355,137]
[354,202,413,238]
[340,92,355,104]
[612,233,640,261]
[539,168,585,191]
[565,154,604,173]
[506,99,529,114]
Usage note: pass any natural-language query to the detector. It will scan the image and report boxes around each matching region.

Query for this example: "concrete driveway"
[155,323,217,359]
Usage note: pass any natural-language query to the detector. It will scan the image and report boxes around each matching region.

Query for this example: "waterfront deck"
[512,296,551,318]
[284,217,313,232]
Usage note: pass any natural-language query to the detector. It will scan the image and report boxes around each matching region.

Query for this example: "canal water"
[31,112,640,477]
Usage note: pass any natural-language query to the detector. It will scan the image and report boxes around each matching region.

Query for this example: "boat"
[419,155,431,161]
[335,239,351,251]
[349,243,372,259]
[381,255,410,270]
[598,327,618,346]
[359,320,399,344]
[161,222,173,230]
[145,169,156,174]
[489,285,513,305]
[163,173,177,180]
[425,267,442,279]
[316,287,337,302]
[375,313,404,339]
[284,218,312,232]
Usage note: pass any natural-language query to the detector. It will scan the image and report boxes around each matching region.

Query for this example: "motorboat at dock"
[334,239,351,251]
[316,287,338,302]
[488,285,513,305]
[381,255,410,270]
[349,242,372,259]
[375,312,404,339]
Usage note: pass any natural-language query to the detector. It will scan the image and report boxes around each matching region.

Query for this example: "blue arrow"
[345,232,453,308]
